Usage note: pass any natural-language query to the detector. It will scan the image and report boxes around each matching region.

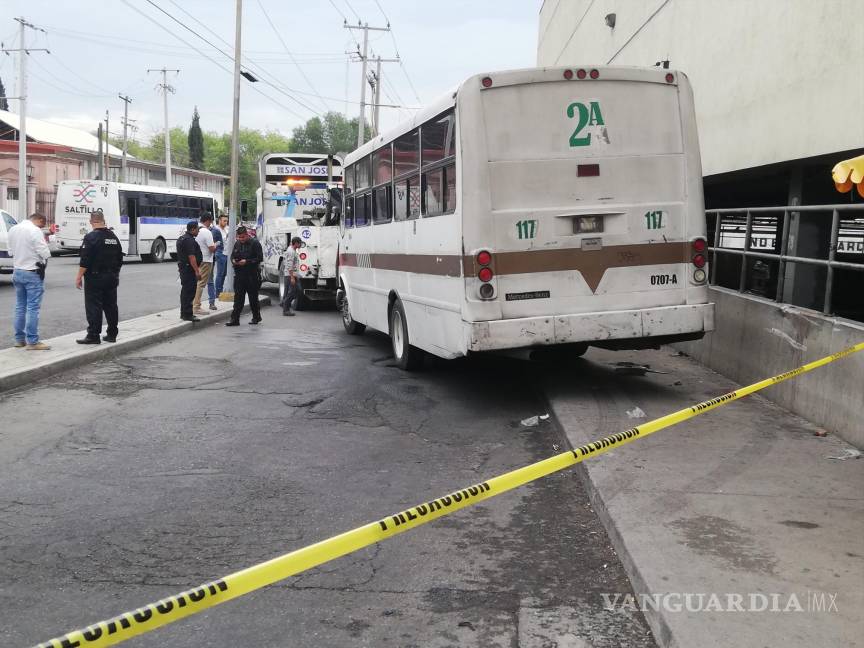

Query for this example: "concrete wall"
[675,287,864,448]
[537,0,864,176]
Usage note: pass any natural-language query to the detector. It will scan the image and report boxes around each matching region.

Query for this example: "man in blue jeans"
[213,214,229,297]
[8,212,52,350]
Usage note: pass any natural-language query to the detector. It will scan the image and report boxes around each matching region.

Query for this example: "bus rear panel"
[458,67,713,352]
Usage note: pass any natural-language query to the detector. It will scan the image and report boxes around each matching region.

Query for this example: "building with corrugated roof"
[0,109,227,221]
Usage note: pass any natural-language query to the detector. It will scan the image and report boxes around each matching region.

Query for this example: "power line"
[119,0,309,121]
[368,0,422,104]
[29,57,114,98]
[255,0,330,113]
[343,0,362,23]
[141,0,323,116]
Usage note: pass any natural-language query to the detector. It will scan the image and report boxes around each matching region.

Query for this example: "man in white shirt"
[8,212,52,350]
[193,213,217,314]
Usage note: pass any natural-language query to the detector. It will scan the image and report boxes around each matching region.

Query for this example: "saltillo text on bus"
[256,153,343,308]
[55,180,218,262]
[338,66,715,369]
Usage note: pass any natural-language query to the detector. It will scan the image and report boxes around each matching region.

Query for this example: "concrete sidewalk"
[0,295,271,393]
[545,347,863,648]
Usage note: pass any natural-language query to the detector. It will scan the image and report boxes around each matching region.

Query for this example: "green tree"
[187,107,204,170]
[0,76,8,112]
[290,112,368,155]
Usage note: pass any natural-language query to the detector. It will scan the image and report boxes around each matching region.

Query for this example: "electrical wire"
[142,0,323,116]
[254,0,331,114]
[369,0,422,104]
[120,0,309,121]
[29,56,114,98]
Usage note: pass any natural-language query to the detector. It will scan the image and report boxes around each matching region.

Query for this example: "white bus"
[257,153,343,307]
[338,66,715,369]
[55,180,218,262]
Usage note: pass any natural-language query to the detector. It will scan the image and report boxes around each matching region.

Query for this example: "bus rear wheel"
[146,238,167,263]
[340,290,365,335]
[390,299,424,371]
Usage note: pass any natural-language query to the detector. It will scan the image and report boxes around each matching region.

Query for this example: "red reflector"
[692,254,706,268]
[577,164,600,177]
[300,264,308,272]
[563,69,573,80]
[299,252,307,260]
[692,238,706,253]
[665,72,674,83]
[481,76,493,88]
[589,69,599,79]
[478,267,494,282]
[576,68,587,80]
[476,250,492,266]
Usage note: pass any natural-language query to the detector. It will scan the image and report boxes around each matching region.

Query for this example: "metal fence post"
[739,210,752,292]
[824,209,840,315]
[710,211,721,284]
[775,209,791,302]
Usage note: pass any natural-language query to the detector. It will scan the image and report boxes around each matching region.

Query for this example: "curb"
[543,389,679,648]
[0,295,271,394]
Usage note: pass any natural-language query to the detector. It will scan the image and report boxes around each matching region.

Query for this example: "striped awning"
[832,154,864,197]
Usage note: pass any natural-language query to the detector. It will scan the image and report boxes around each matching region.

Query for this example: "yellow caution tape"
[34,342,864,648]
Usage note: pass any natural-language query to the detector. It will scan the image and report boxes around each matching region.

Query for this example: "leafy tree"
[187,107,205,170]
[0,76,8,112]
[291,112,369,155]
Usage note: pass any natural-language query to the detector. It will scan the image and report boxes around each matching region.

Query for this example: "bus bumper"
[466,303,715,352]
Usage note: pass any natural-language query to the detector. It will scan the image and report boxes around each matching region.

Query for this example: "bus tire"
[389,299,424,371]
[148,238,167,263]
[340,290,365,335]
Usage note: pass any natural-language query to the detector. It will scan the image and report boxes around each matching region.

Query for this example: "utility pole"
[104,110,110,181]
[344,22,390,147]
[147,67,179,186]
[368,55,398,136]
[222,0,243,299]
[2,18,48,217]
[119,94,132,182]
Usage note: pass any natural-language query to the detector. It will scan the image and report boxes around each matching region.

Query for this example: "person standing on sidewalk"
[8,212,51,350]
[225,226,264,326]
[74,209,124,344]
[208,215,224,306]
[193,213,217,315]
[282,236,302,316]
[214,214,229,297]
[176,221,202,322]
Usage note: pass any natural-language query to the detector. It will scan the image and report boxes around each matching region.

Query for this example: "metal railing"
[707,204,864,316]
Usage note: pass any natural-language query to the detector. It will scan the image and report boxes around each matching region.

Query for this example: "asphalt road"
[0,307,655,647]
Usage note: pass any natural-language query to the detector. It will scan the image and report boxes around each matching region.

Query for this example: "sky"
[0,0,539,145]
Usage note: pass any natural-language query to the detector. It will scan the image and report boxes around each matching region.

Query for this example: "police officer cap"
[186,220,199,232]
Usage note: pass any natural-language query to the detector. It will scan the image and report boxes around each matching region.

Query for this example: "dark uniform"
[229,237,264,323]
[176,232,202,319]
[80,227,124,341]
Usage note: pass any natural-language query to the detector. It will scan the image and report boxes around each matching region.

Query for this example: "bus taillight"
[692,254,706,269]
[300,252,307,260]
[479,283,494,299]
[589,69,600,79]
[692,238,707,253]
[478,267,493,282]
[481,76,493,88]
[665,72,675,83]
[563,69,573,80]
[476,250,492,266]
[576,69,587,80]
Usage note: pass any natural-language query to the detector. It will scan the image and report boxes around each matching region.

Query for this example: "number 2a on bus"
[338,66,714,370]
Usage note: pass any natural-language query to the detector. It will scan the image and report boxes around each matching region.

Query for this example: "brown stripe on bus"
[343,242,690,291]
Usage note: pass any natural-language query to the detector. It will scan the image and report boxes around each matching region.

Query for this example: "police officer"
[177,221,203,322]
[225,226,264,326]
[75,209,124,344]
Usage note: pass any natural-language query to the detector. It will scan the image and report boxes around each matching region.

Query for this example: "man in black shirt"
[225,226,264,326]
[75,209,124,344]
[176,221,203,322]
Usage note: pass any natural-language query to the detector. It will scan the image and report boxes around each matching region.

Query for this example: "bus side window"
[443,163,457,213]
[423,168,445,217]
[355,193,371,227]
[373,185,391,225]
